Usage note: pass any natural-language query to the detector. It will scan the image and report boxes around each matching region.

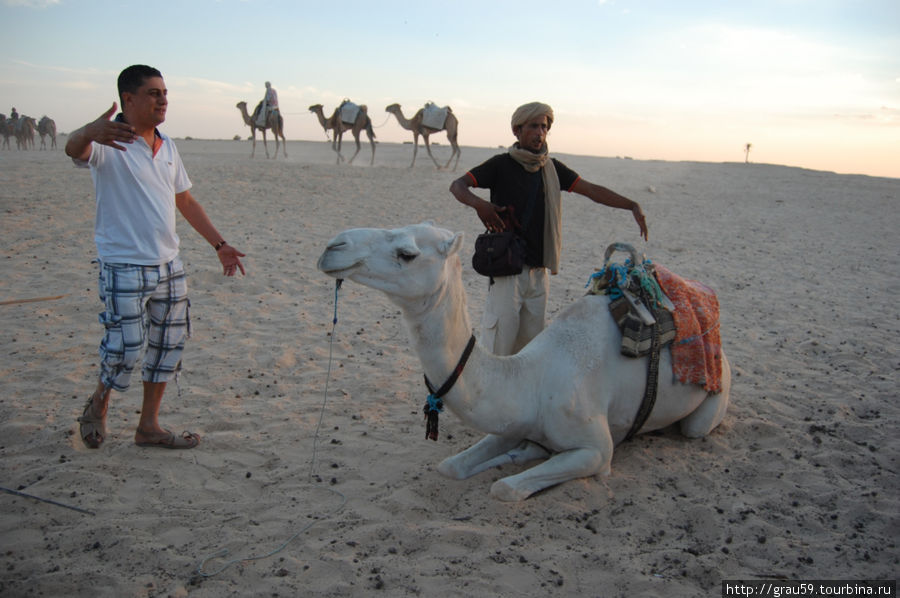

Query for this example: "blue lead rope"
[425,394,444,414]
[333,279,342,324]
[423,334,476,441]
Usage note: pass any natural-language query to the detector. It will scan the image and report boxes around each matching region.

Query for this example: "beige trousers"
[480,267,549,356]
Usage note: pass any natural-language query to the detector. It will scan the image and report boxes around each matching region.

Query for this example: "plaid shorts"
[97,258,191,391]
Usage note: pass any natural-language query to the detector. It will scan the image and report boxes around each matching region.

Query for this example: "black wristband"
[214,240,227,251]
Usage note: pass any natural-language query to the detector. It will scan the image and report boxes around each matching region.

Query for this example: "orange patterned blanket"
[654,265,723,393]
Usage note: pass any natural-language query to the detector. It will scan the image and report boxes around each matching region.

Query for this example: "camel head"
[236,101,251,122]
[318,222,464,305]
[385,103,400,113]
[308,104,323,114]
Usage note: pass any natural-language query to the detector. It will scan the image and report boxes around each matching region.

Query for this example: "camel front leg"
[333,134,344,163]
[437,434,526,480]
[491,443,613,502]
[467,440,551,477]
[261,130,270,159]
[409,132,419,168]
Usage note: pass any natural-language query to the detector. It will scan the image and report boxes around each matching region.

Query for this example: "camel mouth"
[316,250,360,278]
[319,264,354,277]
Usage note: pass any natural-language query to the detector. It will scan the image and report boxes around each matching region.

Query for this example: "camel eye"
[397,250,417,263]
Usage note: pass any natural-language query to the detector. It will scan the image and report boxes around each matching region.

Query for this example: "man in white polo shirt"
[66,64,246,450]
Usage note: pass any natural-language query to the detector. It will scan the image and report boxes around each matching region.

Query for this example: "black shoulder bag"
[472,178,539,280]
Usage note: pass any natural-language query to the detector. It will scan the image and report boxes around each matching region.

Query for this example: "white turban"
[511,102,554,132]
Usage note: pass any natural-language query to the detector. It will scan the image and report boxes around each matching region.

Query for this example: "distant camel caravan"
[4,114,55,150]
[385,103,460,170]
[309,102,376,166]
[318,222,732,501]
[236,100,286,159]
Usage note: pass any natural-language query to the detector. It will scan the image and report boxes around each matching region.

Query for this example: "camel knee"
[581,449,612,478]
[490,479,531,502]
[436,457,469,480]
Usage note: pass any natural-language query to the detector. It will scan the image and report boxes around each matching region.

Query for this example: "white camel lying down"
[317,222,732,501]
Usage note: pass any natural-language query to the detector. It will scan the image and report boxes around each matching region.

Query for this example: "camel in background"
[385,103,460,170]
[15,116,36,150]
[37,116,57,150]
[0,115,11,149]
[309,102,376,166]
[236,100,286,159]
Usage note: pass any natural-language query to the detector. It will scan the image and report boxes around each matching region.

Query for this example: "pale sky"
[2,0,898,178]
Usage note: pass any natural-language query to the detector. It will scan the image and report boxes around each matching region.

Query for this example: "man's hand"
[66,103,139,160]
[216,244,246,277]
[632,204,649,241]
[476,201,508,232]
[85,103,138,151]
[450,176,508,232]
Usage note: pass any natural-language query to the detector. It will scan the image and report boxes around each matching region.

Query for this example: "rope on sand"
[193,279,348,579]
[0,294,69,306]
[1,485,95,516]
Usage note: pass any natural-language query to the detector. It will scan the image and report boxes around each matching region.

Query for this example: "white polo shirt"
[81,129,192,265]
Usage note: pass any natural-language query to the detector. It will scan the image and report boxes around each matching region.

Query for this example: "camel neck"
[404,261,474,384]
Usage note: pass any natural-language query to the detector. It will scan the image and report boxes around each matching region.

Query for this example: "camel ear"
[442,232,464,257]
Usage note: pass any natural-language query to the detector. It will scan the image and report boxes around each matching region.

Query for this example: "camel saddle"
[339,100,362,125]
[588,243,724,393]
[251,101,265,122]
[422,102,449,130]
[587,243,676,358]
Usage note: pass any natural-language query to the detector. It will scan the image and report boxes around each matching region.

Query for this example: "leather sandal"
[77,398,107,449]
[135,430,200,450]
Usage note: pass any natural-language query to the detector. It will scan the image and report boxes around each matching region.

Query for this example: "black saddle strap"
[625,318,662,441]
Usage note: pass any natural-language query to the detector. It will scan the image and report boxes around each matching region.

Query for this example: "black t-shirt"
[467,153,580,267]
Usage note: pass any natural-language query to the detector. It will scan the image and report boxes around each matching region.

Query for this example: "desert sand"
[1,138,897,597]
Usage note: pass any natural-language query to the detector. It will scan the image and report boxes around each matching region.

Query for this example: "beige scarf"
[508,143,562,274]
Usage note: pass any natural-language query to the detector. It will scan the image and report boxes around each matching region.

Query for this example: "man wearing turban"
[450,101,648,355]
